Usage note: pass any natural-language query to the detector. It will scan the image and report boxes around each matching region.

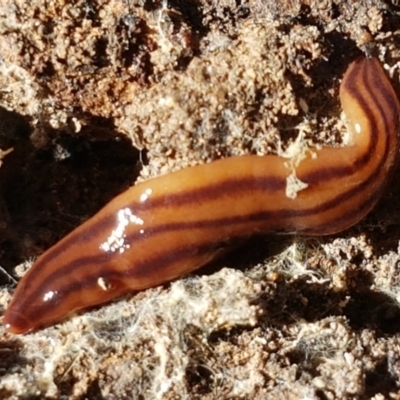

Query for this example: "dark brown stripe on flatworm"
[22,149,392,308]
[24,240,230,324]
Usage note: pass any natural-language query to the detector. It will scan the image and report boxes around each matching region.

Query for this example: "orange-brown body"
[3,57,400,333]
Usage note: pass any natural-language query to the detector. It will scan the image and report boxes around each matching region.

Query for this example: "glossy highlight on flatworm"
[3,56,400,334]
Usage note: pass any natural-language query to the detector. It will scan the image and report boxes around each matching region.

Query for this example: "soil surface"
[1,1,400,399]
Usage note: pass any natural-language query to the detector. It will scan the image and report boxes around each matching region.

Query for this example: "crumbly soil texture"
[2,1,400,399]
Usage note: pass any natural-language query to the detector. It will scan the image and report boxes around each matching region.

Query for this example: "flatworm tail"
[3,57,400,333]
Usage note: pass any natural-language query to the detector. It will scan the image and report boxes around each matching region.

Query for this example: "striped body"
[3,57,400,334]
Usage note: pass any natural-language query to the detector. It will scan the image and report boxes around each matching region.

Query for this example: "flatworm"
[3,57,400,333]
